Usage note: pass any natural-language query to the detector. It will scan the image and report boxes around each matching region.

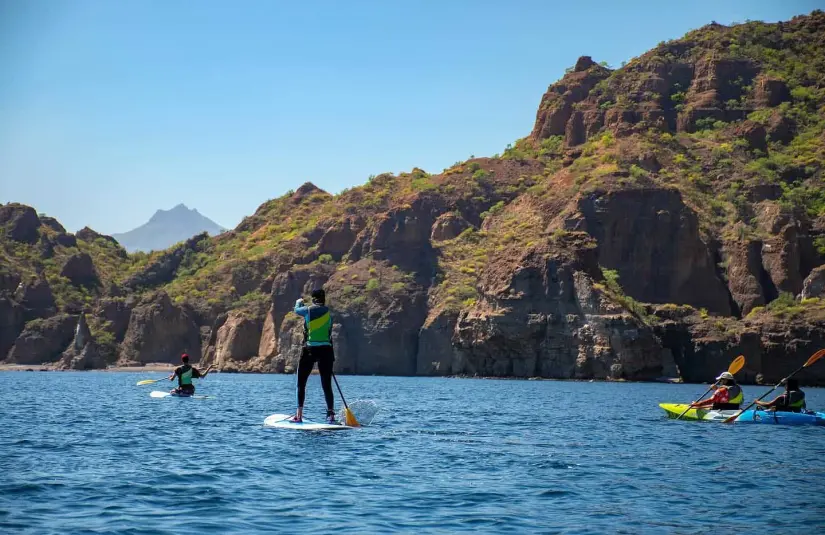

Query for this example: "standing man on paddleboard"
[168,353,213,396]
[291,288,336,423]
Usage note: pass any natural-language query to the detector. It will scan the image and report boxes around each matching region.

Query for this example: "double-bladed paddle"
[675,355,746,420]
[723,349,825,424]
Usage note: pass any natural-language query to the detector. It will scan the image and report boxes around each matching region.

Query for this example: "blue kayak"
[735,409,825,426]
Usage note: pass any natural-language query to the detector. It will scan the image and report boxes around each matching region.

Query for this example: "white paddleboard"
[263,413,354,431]
[150,390,212,399]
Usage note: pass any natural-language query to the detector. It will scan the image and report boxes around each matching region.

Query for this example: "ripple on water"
[1,373,825,533]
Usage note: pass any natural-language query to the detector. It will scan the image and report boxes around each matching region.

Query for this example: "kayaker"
[755,378,806,413]
[290,288,337,424]
[168,353,213,396]
[690,372,743,410]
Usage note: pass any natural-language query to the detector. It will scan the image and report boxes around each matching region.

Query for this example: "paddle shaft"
[724,360,812,423]
[331,373,350,410]
[675,382,718,420]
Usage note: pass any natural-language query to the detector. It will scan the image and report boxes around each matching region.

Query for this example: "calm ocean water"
[1,372,824,534]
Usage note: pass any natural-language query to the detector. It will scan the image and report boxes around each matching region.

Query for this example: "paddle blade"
[729,355,746,375]
[344,408,361,427]
[136,379,160,386]
[804,349,825,367]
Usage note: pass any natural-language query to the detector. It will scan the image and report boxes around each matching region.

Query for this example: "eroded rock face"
[208,311,264,372]
[801,266,825,300]
[0,297,24,359]
[756,203,814,297]
[723,239,770,316]
[118,292,201,365]
[96,297,134,342]
[317,217,363,260]
[56,313,106,370]
[568,188,731,314]
[454,241,665,379]
[6,314,77,365]
[15,277,57,321]
[416,310,459,375]
[430,213,470,241]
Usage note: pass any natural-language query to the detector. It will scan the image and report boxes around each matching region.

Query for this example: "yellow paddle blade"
[804,349,825,367]
[728,355,746,375]
[344,408,360,427]
[136,379,160,386]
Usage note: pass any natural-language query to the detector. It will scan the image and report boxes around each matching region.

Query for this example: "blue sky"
[0,0,819,233]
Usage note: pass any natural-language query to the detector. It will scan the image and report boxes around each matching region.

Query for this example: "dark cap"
[311,288,326,304]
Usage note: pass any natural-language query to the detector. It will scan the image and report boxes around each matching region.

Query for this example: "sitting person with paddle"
[754,378,806,413]
[290,288,337,424]
[168,353,213,396]
[690,372,743,410]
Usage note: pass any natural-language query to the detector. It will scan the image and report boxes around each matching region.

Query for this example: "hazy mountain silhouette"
[112,204,225,252]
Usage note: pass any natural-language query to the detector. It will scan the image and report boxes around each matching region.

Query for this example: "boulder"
[118,292,202,365]
[0,203,40,244]
[60,253,99,287]
[733,120,767,153]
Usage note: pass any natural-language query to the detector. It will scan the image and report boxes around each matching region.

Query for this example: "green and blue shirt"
[294,303,333,347]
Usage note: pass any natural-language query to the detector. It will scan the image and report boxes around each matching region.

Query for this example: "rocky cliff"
[3,11,825,384]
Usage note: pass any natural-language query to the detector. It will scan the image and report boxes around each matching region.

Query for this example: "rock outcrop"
[118,292,201,365]
[60,253,100,287]
[204,311,265,372]
[0,297,25,359]
[801,266,825,300]
[15,277,57,321]
[0,203,41,244]
[57,313,106,370]
[6,314,77,365]
[452,237,666,379]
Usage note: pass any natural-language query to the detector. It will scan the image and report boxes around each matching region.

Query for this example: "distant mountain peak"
[113,204,225,252]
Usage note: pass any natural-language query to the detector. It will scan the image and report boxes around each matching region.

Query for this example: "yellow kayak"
[659,403,737,422]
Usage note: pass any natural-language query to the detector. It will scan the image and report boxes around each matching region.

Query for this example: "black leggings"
[297,346,335,413]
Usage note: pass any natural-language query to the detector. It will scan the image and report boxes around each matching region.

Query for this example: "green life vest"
[306,306,332,346]
[178,365,193,386]
[728,384,743,405]
[784,390,806,411]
